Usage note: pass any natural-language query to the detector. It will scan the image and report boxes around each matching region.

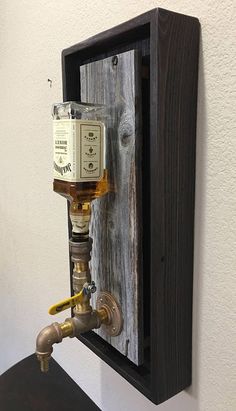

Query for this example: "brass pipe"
[35,320,74,372]
[35,236,118,373]
[97,307,110,324]
[74,294,92,315]
[74,261,89,273]
[71,239,92,293]
[60,321,75,338]
[36,308,109,372]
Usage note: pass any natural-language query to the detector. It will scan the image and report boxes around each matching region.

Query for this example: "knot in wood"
[119,120,133,147]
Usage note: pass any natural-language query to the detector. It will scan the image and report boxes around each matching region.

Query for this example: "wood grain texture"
[62,7,200,404]
[80,50,143,365]
[149,9,200,404]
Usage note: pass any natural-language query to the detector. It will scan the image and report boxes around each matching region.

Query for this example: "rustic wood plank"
[80,50,143,365]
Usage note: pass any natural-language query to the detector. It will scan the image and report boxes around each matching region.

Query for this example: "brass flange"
[96,291,123,337]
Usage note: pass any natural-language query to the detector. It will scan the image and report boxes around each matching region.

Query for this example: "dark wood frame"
[62,8,200,405]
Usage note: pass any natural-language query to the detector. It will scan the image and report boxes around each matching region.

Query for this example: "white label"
[53,119,104,182]
[70,214,90,234]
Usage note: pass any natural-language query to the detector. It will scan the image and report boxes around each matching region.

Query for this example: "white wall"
[0,1,235,410]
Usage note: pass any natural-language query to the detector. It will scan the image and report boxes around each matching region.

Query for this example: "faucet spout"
[35,310,106,372]
[36,320,74,372]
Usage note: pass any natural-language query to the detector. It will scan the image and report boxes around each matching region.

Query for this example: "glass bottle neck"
[69,201,91,241]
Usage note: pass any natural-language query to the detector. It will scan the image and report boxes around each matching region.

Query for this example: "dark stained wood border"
[62,8,200,405]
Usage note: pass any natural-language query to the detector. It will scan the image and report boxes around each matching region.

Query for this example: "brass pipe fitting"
[35,309,108,372]
[74,295,92,315]
[74,261,89,273]
[36,236,122,373]
[35,320,74,372]
[97,307,110,324]
[72,309,103,334]
[70,238,93,293]
[69,238,93,264]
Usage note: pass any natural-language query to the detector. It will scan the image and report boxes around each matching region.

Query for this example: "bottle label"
[53,119,104,182]
[70,214,90,234]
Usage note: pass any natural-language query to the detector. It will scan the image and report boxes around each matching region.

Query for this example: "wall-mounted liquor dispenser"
[35,8,200,405]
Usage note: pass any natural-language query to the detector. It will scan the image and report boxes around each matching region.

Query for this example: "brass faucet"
[36,237,122,372]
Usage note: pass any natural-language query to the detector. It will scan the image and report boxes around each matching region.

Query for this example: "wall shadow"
[186,33,207,408]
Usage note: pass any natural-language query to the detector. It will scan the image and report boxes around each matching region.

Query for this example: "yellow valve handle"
[48,289,84,315]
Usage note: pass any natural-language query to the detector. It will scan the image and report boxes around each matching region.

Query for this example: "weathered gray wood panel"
[80,50,143,365]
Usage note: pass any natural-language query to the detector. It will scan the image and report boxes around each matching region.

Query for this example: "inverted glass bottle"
[52,101,108,240]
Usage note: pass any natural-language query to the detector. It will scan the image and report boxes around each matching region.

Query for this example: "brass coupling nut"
[69,237,93,263]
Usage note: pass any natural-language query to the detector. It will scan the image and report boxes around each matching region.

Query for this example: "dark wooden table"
[0,354,100,411]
